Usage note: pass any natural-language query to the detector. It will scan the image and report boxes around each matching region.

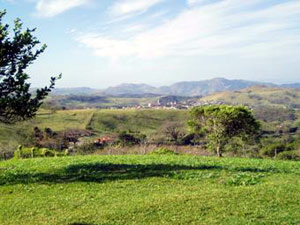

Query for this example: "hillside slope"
[199,86,300,108]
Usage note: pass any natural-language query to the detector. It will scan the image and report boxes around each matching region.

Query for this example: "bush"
[116,131,146,147]
[14,145,68,159]
[74,141,100,155]
[277,151,300,161]
[149,148,178,155]
[260,143,288,157]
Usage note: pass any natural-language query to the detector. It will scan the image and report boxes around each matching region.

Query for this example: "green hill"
[199,86,300,108]
[0,155,299,225]
[88,109,188,136]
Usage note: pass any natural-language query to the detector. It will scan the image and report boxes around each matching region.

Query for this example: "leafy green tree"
[188,105,260,157]
[0,10,60,124]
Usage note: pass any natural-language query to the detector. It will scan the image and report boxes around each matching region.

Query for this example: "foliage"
[74,141,100,155]
[161,121,185,144]
[13,145,68,159]
[188,105,261,157]
[116,130,146,147]
[277,151,300,161]
[0,10,60,124]
[260,143,289,158]
[149,147,178,155]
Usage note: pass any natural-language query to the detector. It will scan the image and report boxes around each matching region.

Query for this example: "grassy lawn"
[0,155,299,225]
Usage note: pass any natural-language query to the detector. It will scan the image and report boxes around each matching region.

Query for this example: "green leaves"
[189,105,261,157]
[0,10,60,124]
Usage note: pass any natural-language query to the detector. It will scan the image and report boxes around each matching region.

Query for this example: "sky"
[1,0,300,88]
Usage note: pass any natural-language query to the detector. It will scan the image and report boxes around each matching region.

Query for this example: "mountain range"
[51,78,300,97]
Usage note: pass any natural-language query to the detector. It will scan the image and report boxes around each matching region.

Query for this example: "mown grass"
[0,155,299,225]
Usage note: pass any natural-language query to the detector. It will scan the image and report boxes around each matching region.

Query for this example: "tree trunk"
[216,145,223,157]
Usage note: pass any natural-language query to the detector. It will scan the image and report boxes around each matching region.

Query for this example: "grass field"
[88,109,188,135]
[0,109,96,156]
[0,155,299,225]
[0,109,189,156]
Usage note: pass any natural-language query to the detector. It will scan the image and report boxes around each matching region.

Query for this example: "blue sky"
[1,0,300,88]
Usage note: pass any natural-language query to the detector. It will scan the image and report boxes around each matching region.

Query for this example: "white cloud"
[77,0,300,59]
[36,0,90,17]
[187,0,204,6]
[110,0,164,16]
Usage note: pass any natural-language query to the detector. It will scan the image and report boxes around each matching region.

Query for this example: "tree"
[162,121,185,144]
[188,105,260,157]
[0,10,60,124]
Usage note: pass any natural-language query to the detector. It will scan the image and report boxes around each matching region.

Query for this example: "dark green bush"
[116,131,146,146]
[277,151,300,161]
[260,143,288,157]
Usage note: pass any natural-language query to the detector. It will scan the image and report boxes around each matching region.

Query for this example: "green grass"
[32,109,96,131]
[0,155,299,225]
[0,109,96,156]
[88,109,188,135]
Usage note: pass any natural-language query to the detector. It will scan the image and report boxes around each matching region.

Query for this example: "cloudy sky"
[1,0,300,88]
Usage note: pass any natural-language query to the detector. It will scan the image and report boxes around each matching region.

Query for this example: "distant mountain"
[51,87,97,95]
[159,78,273,96]
[102,83,161,96]
[103,78,275,97]
[48,78,300,97]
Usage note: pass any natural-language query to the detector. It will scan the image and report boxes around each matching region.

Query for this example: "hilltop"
[50,78,300,97]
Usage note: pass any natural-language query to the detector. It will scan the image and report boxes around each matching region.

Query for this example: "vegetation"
[0,10,60,124]
[88,109,188,136]
[189,105,260,157]
[0,155,299,225]
[1,106,300,160]
[200,86,300,109]
[149,147,179,155]
[14,145,68,159]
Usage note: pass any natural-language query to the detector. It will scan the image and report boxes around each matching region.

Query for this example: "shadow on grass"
[0,163,276,186]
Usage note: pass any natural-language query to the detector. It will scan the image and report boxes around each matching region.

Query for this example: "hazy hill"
[159,78,270,96]
[281,83,300,89]
[103,83,161,96]
[48,78,300,97]
[50,87,98,95]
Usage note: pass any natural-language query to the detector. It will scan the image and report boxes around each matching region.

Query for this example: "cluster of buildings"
[118,99,226,110]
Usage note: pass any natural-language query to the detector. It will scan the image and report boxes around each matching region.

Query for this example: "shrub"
[116,131,146,147]
[14,145,68,159]
[260,143,288,157]
[149,148,178,155]
[277,151,300,161]
[74,141,100,155]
